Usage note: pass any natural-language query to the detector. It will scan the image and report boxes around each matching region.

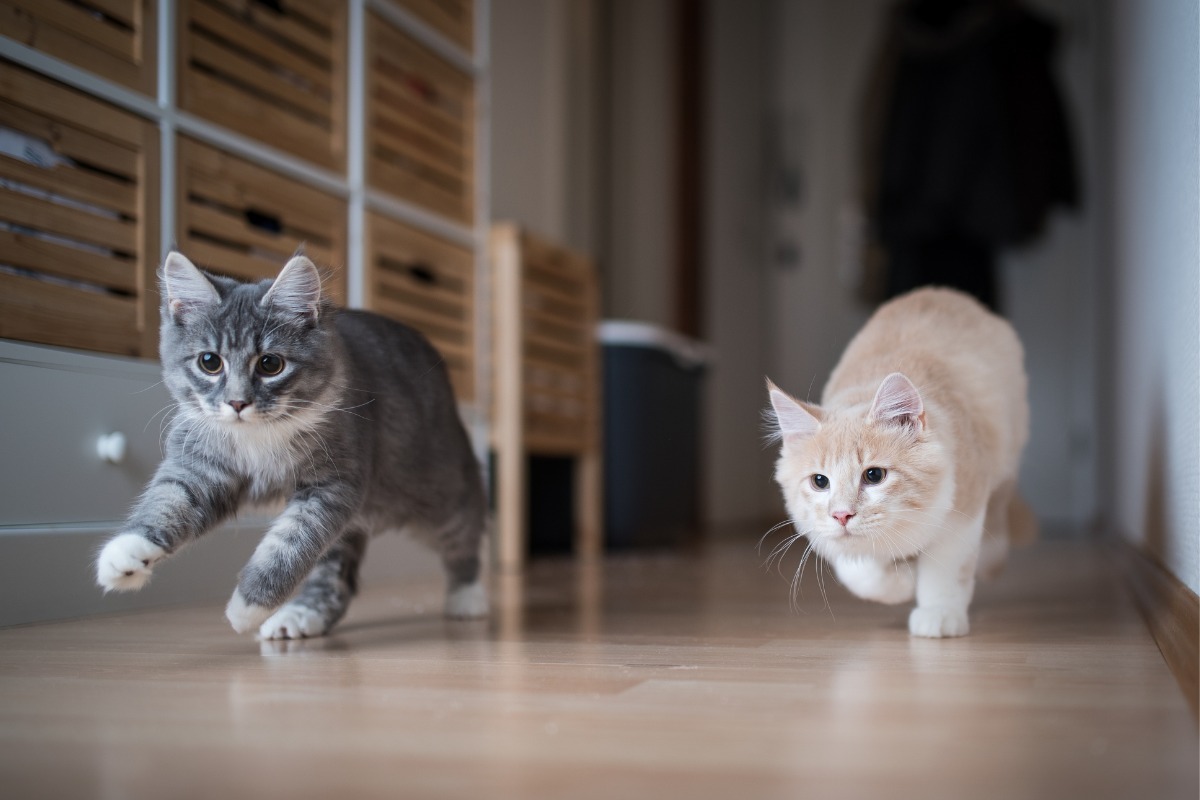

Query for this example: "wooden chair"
[490,224,603,570]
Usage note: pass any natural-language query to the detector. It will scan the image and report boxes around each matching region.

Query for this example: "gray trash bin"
[600,321,708,550]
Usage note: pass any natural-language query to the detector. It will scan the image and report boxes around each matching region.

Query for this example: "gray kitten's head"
[158,251,336,428]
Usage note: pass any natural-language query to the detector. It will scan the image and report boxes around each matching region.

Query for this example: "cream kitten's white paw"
[95,533,166,592]
[908,605,970,638]
[445,581,488,619]
[225,590,273,634]
[258,604,328,640]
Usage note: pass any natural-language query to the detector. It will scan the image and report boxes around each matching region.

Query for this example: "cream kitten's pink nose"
[832,510,855,527]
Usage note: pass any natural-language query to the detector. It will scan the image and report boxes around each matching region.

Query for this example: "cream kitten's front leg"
[908,511,984,638]
[835,556,915,605]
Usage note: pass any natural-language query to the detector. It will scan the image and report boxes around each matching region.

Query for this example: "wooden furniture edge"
[1113,538,1199,723]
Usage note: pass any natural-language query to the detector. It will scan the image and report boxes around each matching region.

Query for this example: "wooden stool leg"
[574,450,603,560]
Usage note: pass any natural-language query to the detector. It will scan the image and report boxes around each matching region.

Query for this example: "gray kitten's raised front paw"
[225,589,274,634]
[95,533,166,592]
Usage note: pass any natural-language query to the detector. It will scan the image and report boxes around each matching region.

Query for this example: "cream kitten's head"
[766,373,951,561]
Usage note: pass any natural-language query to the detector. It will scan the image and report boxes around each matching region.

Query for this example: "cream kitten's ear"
[869,372,925,429]
[263,253,322,319]
[161,251,219,320]
[766,379,821,443]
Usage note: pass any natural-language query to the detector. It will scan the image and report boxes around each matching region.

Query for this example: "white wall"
[702,0,777,526]
[490,0,602,253]
[603,0,677,326]
[1106,0,1199,592]
[764,0,1103,530]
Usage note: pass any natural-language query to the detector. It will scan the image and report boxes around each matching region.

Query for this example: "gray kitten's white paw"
[445,581,489,619]
[95,533,166,592]
[908,605,970,638]
[258,604,329,640]
[225,589,273,634]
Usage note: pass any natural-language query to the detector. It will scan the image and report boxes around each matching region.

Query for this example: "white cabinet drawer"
[0,340,168,527]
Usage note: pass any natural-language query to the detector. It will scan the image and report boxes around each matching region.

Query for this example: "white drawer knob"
[97,432,127,464]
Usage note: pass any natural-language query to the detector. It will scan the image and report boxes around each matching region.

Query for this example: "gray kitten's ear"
[263,254,322,319]
[766,378,821,444]
[161,251,219,320]
[869,372,925,430]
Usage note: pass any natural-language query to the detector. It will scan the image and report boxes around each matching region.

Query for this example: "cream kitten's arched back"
[766,287,1033,637]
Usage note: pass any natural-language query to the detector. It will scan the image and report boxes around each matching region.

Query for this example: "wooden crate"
[490,224,602,569]
[367,11,474,225]
[177,0,346,170]
[393,0,473,52]
[0,0,157,94]
[176,137,346,300]
[0,61,159,357]
[365,212,475,403]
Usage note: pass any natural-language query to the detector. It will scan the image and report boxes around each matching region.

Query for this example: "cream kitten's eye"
[811,474,829,490]
[863,467,887,485]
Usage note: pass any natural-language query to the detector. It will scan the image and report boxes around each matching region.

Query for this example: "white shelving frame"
[0,0,492,458]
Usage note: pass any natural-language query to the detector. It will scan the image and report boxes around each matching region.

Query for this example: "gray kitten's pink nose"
[832,510,855,527]
[228,400,250,413]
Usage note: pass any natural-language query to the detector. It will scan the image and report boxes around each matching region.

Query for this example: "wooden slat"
[371,290,468,338]
[183,173,334,242]
[394,0,473,51]
[371,63,468,136]
[190,0,331,87]
[0,62,145,146]
[0,155,137,218]
[525,312,589,347]
[0,187,136,253]
[371,24,472,96]
[81,0,138,29]
[6,0,135,60]
[524,330,586,363]
[371,81,464,144]
[179,141,340,237]
[203,0,332,61]
[0,229,137,292]
[0,271,140,356]
[0,4,149,92]
[367,12,474,222]
[178,138,346,304]
[187,203,315,262]
[181,236,289,282]
[367,157,471,224]
[0,99,140,178]
[184,72,334,169]
[372,116,466,182]
[187,32,330,121]
[377,263,469,307]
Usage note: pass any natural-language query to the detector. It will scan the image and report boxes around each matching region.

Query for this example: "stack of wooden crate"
[0,0,485,408]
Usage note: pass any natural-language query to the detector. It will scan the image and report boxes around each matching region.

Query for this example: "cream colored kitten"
[767,287,1035,638]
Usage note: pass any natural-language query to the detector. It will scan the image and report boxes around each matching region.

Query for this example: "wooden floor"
[0,535,1195,799]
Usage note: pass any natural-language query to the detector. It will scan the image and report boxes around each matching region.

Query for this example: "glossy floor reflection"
[0,537,1195,799]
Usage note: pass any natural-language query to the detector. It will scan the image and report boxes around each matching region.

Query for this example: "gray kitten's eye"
[811,474,829,490]
[198,352,223,375]
[257,353,285,376]
[863,467,886,485]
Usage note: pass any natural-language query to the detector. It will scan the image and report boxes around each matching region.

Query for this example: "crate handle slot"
[406,262,438,285]
[251,0,285,14]
[244,208,283,235]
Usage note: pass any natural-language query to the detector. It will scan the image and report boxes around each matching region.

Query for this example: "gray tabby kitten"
[95,251,488,639]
